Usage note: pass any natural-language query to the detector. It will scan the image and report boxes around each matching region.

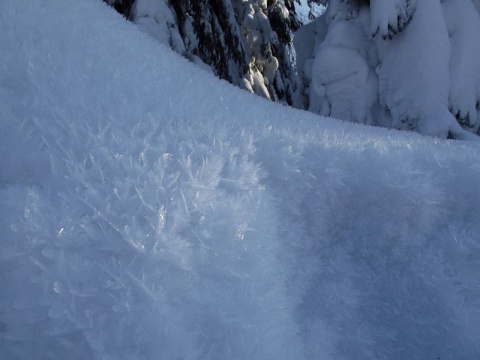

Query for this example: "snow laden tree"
[103,0,135,18]
[296,0,480,139]
[105,0,303,106]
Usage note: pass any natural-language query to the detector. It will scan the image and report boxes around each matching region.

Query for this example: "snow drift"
[1,0,480,359]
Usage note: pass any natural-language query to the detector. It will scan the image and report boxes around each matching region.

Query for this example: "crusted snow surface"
[1,0,480,359]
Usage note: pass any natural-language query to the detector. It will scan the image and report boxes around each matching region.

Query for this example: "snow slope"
[1,0,480,359]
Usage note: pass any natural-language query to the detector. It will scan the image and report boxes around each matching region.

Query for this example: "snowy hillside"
[1,0,480,359]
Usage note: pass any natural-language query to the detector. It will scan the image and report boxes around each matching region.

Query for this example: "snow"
[132,0,186,54]
[302,0,480,139]
[309,7,377,124]
[443,0,480,132]
[1,0,480,359]
[369,0,417,39]
[377,0,451,135]
[376,0,480,139]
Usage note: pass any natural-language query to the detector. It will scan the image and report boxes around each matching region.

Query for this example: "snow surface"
[1,0,480,359]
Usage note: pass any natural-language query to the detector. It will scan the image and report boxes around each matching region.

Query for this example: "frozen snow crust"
[1,0,480,359]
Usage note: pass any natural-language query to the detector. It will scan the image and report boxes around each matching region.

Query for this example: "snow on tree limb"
[301,0,480,139]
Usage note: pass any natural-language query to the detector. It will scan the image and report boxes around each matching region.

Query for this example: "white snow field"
[1,1,480,359]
